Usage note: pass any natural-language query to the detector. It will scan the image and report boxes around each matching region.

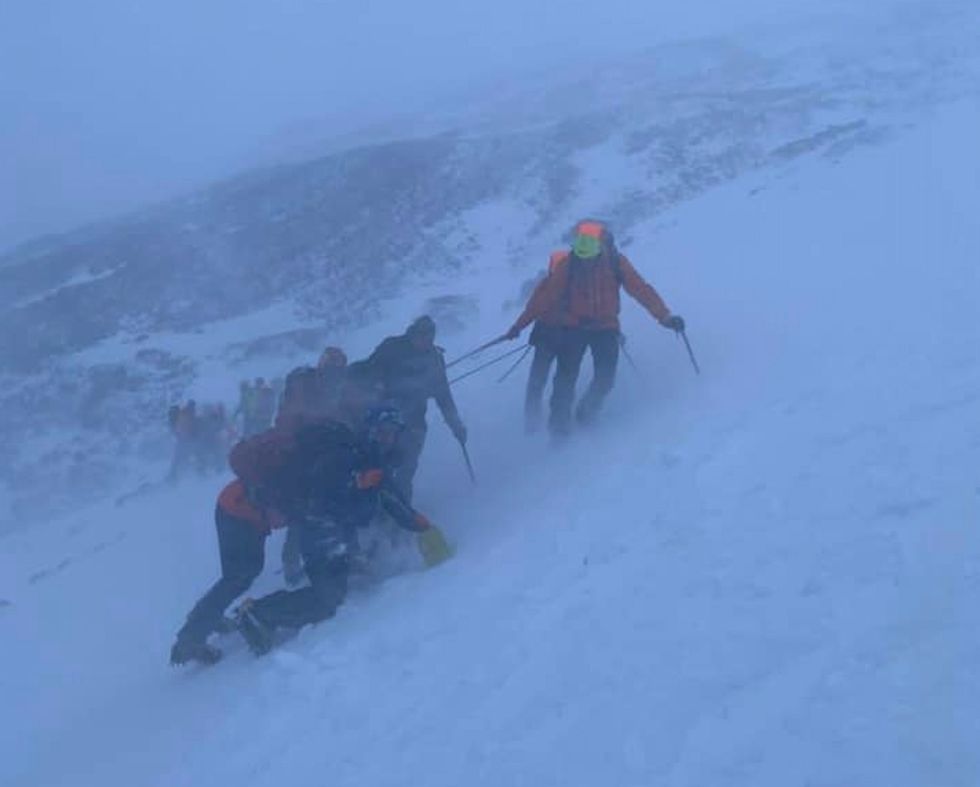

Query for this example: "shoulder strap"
[548,250,568,274]
[548,250,577,318]
[611,252,624,285]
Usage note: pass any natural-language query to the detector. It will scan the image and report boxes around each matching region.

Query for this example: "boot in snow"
[236,599,274,656]
[170,637,223,666]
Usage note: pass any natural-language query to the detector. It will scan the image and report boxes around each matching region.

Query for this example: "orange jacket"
[521,251,570,330]
[511,251,670,333]
[217,479,286,535]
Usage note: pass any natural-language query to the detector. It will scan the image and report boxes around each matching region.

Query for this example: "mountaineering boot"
[170,637,223,667]
[236,599,274,656]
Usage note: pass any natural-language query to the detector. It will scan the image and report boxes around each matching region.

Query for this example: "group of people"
[167,379,281,481]
[234,377,279,437]
[170,317,466,665]
[167,401,236,480]
[170,218,685,666]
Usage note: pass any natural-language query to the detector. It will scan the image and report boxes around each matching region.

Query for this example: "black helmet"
[406,315,436,340]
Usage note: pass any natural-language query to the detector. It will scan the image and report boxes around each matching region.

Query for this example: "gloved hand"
[449,419,468,445]
[662,314,685,332]
[417,524,454,567]
[504,325,521,341]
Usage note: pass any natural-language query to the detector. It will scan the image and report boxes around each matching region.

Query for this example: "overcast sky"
[1,0,913,252]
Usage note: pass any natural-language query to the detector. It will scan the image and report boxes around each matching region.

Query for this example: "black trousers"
[549,328,620,435]
[177,507,266,645]
[250,516,351,630]
[392,422,426,503]
[524,323,560,433]
[280,524,304,583]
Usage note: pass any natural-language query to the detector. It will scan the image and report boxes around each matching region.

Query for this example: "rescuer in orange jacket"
[504,219,685,436]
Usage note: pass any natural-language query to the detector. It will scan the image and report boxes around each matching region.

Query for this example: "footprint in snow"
[29,558,73,584]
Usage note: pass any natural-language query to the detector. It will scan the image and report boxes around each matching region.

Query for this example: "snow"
[3,100,980,787]
[13,265,125,309]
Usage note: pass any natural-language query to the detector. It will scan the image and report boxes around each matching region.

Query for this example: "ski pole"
[446,336,507,369]
[497,345,532,383]
[449,344,529,385]
[678,329,701,375]
[459,441,477,484]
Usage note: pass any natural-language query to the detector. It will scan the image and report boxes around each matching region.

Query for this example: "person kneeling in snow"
[236,406,451,656]
[170,408,451,666]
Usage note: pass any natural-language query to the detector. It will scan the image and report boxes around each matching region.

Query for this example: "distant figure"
[198,404,231,473]
[167,404,181,434]
[168,400,199,481]
[249,378,277,436]
[233,381,254,435]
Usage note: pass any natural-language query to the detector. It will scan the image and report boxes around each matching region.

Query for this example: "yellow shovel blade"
[417,526,454,568]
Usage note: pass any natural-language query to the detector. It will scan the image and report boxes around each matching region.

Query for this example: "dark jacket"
[366,335,462,429]
[276,365,347,431]
[224,421,423,534]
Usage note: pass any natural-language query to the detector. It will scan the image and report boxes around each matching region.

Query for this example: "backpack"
[228,428,297,490]
[228,421,359,517]
[558,248,625,319]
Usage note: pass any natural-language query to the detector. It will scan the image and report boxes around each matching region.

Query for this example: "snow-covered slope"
[2,8,979,524]
[3,93,979,785]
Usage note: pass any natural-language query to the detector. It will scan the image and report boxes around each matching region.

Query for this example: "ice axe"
[458,439,477,485]
[677,329,701,375]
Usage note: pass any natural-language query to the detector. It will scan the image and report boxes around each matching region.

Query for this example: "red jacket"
[511,251,671,333]
[220,427,304,534]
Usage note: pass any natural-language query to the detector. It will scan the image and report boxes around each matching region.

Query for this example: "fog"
[3,0,980,782]
[2,0,919,251]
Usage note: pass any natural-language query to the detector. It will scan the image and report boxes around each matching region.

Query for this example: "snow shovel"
[417,526,454,568]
